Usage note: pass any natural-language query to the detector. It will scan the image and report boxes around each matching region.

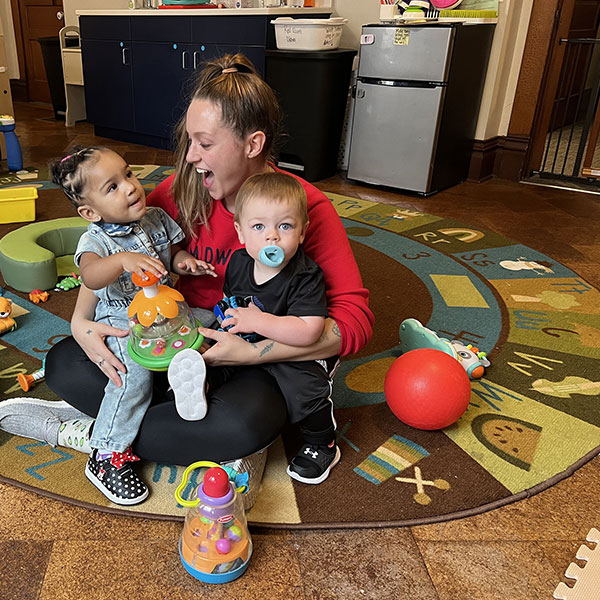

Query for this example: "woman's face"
[185,98,258,207]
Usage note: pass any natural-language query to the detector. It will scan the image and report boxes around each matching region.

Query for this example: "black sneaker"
[85,450,149,505]
[286,443,341,485]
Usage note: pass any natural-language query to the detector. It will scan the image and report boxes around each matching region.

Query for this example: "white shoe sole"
[168,348,208,421]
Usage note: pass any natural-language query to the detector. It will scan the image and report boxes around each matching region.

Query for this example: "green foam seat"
[0,217,87,292]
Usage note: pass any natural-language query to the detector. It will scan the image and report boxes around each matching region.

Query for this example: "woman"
[3,54,373,469]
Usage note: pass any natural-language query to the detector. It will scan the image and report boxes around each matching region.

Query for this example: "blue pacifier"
[258,245,285,268]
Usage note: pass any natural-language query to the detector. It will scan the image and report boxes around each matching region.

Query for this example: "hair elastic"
[222,67,238,74]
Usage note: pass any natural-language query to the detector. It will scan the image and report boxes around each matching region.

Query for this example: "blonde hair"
[171,54,283,238]
[235,172,308,225]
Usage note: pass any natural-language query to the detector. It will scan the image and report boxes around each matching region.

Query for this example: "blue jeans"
[89,314,152,453]
[89,307,216,453]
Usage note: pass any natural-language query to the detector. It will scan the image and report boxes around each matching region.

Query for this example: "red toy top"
[202,467,230,499]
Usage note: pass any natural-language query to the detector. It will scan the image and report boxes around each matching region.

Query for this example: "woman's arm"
[200,317,341,367]
[71,284,128,386]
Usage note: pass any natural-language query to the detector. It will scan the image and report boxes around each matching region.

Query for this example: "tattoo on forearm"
[86,329,93,335]
[259,342,274,357]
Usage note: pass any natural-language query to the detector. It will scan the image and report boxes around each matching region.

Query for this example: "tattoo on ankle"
[259,342,274,357]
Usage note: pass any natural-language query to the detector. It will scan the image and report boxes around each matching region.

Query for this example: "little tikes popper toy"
[127,272,203,371]
[399,318,490,379]
[175,462,252,584]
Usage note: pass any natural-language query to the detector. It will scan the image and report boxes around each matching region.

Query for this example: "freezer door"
[358,26,454,82]
[347,81,445,193]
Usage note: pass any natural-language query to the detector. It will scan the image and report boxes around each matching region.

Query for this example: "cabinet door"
[81,39,134,131]
[131,41,195,140]
[192,44,265,77]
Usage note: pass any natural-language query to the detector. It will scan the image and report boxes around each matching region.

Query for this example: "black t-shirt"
[224,248,328,319]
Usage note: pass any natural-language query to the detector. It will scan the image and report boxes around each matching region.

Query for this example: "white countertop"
[76,7,331,16]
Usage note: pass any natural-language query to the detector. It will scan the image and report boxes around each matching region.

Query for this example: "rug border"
[2,445,597,529]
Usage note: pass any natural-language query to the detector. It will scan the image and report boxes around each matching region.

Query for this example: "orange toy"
[29,289,49,304]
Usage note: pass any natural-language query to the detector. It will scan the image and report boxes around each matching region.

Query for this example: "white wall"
[474,0,533,139]
[331,0,379,50]
[63,0,128,28]
[0,0,20,79]
[330,0,533,141]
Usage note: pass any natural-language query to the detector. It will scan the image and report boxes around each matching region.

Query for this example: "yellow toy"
[0,296,17,334]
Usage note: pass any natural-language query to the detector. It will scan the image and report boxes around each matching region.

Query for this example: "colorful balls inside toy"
[384,348,472,430]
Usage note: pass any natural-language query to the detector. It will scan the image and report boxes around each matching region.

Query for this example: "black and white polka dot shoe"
[85,450,149,506]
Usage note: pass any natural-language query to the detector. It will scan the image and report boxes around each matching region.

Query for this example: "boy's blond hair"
[235,172,308,224]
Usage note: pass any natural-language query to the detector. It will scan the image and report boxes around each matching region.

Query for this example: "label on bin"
[360,34,374,45]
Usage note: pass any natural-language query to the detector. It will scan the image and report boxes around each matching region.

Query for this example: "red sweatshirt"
[147,171,374,356]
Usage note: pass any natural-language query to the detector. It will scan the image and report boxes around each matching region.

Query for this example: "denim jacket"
[74,206,185,318]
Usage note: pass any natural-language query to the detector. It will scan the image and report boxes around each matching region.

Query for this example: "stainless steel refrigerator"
[347,23,494,195]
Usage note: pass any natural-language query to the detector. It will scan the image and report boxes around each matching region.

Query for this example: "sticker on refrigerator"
[394,29,410,46]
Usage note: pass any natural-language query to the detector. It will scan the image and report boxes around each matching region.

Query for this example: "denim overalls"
[74,207,185,453]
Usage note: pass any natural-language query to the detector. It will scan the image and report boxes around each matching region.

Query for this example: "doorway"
[11,0,65,105]
[524,0,600,192]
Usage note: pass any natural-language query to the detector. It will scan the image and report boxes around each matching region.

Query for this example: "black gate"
[537,37,600,180]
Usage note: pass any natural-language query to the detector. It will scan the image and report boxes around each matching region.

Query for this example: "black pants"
[210,356,339,447]
[45,336,288,466]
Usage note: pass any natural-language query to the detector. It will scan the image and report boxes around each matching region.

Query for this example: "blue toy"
[0,115,23,172]
[213,295,264,343]
[399,318,490,379]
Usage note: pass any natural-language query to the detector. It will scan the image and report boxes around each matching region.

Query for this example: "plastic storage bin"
[265,48,357,182]
[0,187,37,224]
[271,17,347,51]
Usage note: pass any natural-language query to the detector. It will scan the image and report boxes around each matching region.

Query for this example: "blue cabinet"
[80,13,328,149]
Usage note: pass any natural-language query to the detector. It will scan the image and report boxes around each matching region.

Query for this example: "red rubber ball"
[384,348,472,430]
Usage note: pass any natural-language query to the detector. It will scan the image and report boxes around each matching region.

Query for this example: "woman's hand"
[71,286,128,387]
[199,328,257,367]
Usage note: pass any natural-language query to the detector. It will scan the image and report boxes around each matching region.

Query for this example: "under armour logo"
[304,448,318,459]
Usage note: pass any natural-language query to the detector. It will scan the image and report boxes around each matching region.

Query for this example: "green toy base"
[128,327,204,371]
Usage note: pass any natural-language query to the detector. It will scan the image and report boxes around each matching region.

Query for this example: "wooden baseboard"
[468,136,501,182]
[468,135,531,181]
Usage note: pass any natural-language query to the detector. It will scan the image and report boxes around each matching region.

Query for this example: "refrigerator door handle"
[356,88,365,99]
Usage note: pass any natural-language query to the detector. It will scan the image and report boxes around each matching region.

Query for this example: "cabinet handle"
[56,10,64,20]
[182,50,190,70]
[122,47,129,66]
[356,89,365,99]
[193,51,199,70]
